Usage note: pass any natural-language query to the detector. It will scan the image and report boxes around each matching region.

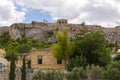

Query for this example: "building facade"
[31,48,65,70]
[0,49,8,71]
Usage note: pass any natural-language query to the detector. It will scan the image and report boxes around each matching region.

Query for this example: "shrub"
[109,60,120,70]
[104,68,120,80]
[86,65,104,80]
[67,56,87,71]
[43,70,64,80]
[32,70,44,80]
[103,60,120,80]
[33,70,64,80]
[66,67,87,80]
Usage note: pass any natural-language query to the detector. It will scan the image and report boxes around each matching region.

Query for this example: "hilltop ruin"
[0,19,120,45]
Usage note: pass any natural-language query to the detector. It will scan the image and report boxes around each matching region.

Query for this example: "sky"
[0,0,120,27]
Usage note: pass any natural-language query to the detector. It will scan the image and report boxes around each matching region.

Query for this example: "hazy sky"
[0,0,120,27]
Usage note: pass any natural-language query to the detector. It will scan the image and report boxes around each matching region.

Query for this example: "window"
[57,60,62,64]
[38,55,42,64]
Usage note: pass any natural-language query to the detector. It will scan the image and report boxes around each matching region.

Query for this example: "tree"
[8,51,18,80]
[21,56,26,80]
[0,32,11,47]
[16,44,32,80]
[16,44,31,53]
[66,67,87,80]
[73,32,111,67]
[52,28,74,70]
[5,42,18,80]
[67,56,87,71]
[16,43,32,80]
[86,65,104,80]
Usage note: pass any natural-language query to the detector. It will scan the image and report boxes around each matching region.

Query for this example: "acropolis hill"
[0,19,120,45]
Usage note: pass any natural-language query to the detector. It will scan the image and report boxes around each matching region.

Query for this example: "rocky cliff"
[1,19,120,45]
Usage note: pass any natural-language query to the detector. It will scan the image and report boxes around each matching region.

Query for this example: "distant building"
[0,49,8,71]
[30,48,65,70]
[111,48,120,61]
[117,49,120,53]
[56,19,68,25]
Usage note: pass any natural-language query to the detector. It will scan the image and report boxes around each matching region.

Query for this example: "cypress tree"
[21,56,26,80]
[9,57,16,80]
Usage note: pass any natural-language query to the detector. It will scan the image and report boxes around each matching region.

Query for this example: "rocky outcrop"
[1,19,120,45]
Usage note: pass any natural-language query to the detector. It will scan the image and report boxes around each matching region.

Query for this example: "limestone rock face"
[9,22,58,42]
[103,28,120,44]
[1,20,120,45]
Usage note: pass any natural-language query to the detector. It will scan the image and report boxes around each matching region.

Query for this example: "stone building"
[0,49,8,71]
[30,48,65,70]
[56,19,68,24]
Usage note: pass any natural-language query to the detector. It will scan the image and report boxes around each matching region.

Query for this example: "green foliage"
[5,42,18,80]
[5,39,19,52]
[9,57,16,80]
[52,28,74,69]
[21,57,26,80]
[0,32,11,47]
[5,40,18,61]
[66,65,105,80]
[16,38,27,44]
[44,30,54,38]
[67,56,87,71]
[109,60,120,70]
[44,70,64,80]
[105,42,117,52]
[73,32,111,67]
[33,64,120,80]
[98,52,111,67]
[16,37,51,49]
[33,70,43,80]
[25,38,45,49]
[5,50,18,61]
[0,32,11,48]
[66,67,87,80]
[106,42,116,48]
[103,60,120,80]
[104,68,120,80]
[0,31,52,51]
[86,65,104,80]
[16,44,31,53]
[33,70,64,80]
[2,37,18,80]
